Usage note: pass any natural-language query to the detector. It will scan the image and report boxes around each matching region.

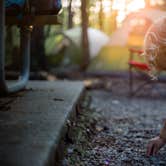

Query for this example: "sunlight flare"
[127,0,145,13]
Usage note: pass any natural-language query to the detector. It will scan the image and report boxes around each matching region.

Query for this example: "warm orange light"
[127,0,145,13]
[102,0,111,13]
[112,0,126,11]
[112,0,145,12]
[112,0,145,26]
[150,0,165,6]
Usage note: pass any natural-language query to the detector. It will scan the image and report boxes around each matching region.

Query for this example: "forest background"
[6,0,166,72]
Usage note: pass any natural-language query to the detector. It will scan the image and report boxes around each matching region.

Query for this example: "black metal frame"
[128,48,166,97]
[128,48,152,96]
[0,0,31,95]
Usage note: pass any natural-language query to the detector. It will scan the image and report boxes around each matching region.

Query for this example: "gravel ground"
[63,78,166,166]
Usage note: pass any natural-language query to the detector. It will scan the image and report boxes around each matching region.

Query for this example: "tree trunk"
[99,0,103,30]
[68,0,73,29]
[31,26,46,70]
[145,0,151,8]
[81,0,90,70]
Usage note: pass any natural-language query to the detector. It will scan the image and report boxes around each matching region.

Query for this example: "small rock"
[67,148,74,154]
[112,100,120,105]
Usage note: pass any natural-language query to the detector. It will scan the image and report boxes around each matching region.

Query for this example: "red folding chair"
[128,48,154,96]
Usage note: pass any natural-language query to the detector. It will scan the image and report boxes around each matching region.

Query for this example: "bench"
[0,0,61,95]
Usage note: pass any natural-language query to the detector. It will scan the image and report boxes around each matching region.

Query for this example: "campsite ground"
[62,77,166,166]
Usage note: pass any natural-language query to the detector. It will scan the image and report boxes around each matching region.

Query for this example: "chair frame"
[128,48,154,96]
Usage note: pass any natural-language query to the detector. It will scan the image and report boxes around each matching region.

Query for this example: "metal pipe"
[7,27,31,93]
[0,0,31,95]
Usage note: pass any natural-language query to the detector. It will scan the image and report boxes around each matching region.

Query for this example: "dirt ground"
[62,77,166,166]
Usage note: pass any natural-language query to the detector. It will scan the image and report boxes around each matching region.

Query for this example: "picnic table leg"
[0,0,31,95]
[7,26,31,93]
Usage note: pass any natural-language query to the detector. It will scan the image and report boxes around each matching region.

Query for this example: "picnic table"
[0,0,61,95]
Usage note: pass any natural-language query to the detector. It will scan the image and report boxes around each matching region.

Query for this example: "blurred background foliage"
[5,0,166,72]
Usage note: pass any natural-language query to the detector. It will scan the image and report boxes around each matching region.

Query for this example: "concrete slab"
[0,81,84,166]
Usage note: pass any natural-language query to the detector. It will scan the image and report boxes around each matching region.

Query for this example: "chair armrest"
[129,48,143,55]
[129,60,150,71]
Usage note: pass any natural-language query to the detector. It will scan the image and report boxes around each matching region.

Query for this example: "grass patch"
[62,94,101,166]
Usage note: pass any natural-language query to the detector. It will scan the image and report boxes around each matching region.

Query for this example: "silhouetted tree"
[31,27,46,70]
[68,0,73,29]
[99,0,104,30]
[81,0,90,70]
